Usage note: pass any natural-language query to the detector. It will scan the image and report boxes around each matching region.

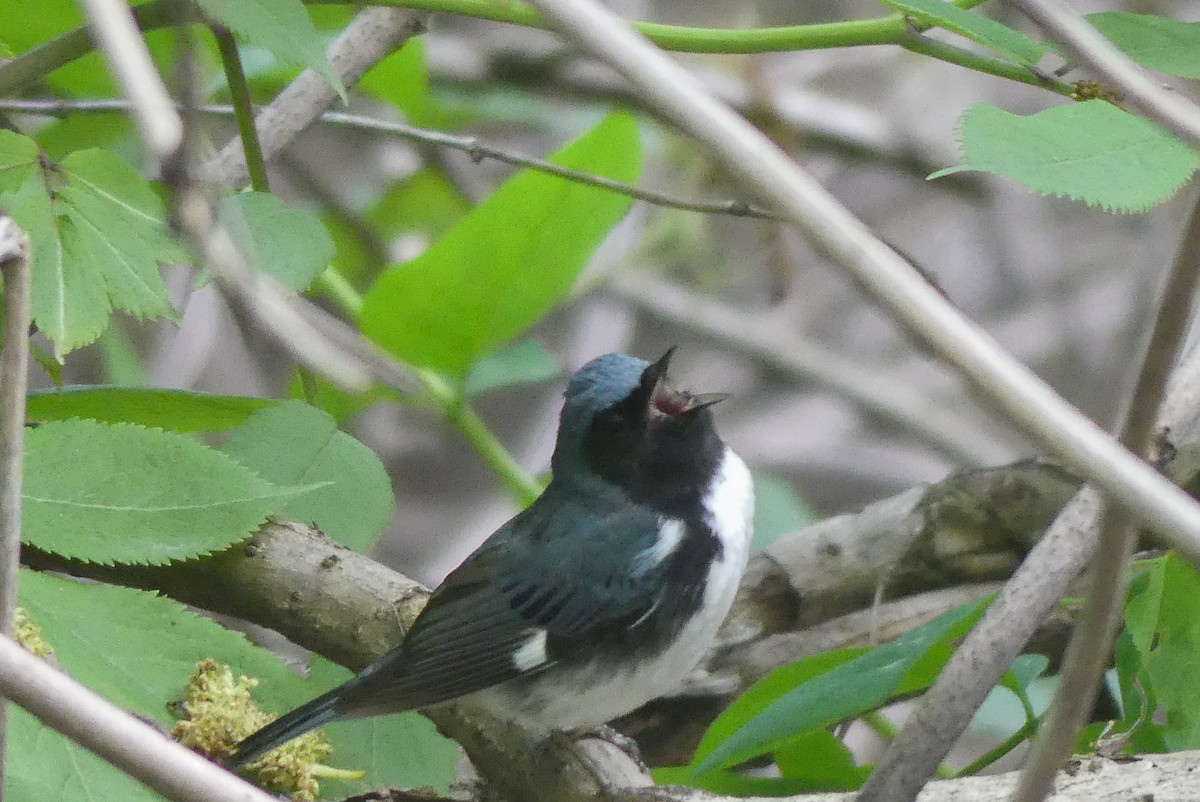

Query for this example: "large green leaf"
[0,132,185,356]
[22,419,315,564]
[195,0,344,99]
[27,386,275,430]
[360,113,641,379]
[11,570,456,799]
[221,401,394,551]
[1087,13,1200,79]
[215,192,335,291]
[930,101,1200,213]
[693,598,989,773]
[880,0,1045,64]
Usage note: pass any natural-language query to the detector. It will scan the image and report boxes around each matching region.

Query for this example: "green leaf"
[365,168,473,242]
[694,598,989,773]
[7,707,164,802]
[692,648,867,768]
[1087,13,1200,79]
[1120,552,1200,749]
[775,729,871,790]
[306,657,457,794]
[9,570,306,800]
[750,471,818,553]
[358,39,441,128]
[931,101,1200,213]
[361,113,641,379]
[288,370,395,423]
[221,401,394,551]
[27,386,275,430]
[880,0,1045,64]
[23,419,315,564]
[213,192,335,291]
[463,340,561,398]
[0,133,185,356]
[195,0,345,100]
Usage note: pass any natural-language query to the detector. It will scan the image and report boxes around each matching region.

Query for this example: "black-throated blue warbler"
[231,349,754,765]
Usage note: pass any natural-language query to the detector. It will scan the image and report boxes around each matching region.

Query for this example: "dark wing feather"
[331,490,668,718]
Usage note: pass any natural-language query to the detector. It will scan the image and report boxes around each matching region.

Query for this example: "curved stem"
[211,25,270,193]
[0,0,1074,98]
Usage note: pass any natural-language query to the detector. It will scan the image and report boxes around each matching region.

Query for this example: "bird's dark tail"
[228,686,345,767]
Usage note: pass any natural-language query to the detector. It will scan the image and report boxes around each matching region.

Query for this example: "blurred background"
[21,0,1195,591]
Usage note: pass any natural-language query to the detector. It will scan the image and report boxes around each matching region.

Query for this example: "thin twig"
[0,99,778,221]
[1010,0,1200,151]
[0,218,32,798]
[209,26,269,193]
[0,634,278,802]
[1014,189,1200,802]
[521,0,1200,561]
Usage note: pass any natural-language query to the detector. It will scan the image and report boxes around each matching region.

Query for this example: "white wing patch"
[512,629,549,671]
[635,518,687,574]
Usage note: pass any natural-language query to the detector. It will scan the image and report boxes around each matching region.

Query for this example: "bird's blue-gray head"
[551,350,729,512]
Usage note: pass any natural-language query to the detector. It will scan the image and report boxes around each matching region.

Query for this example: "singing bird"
[231,350,754,765]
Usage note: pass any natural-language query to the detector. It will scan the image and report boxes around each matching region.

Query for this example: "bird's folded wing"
[333,499,668,717]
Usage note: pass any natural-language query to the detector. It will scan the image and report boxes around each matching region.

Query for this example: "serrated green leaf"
[0,135,185,356]
[27,386,276,430]
[10,569,316,801]
[221,401,394,551]
[694,598,989,773]
[931,101,1200,213]
[463,340,561,398]
[22,419,316,564]
[215,192,335,291]
[751,471,818,553]
[1087,13,1200,79]
[361,113,641,379]
[880,0,1045,65]
[195,0,345,100]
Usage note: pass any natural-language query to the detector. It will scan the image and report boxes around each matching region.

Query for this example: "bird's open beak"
[641,348,729,417]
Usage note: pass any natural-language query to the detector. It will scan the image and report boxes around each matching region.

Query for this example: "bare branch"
[0,217,32,793]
